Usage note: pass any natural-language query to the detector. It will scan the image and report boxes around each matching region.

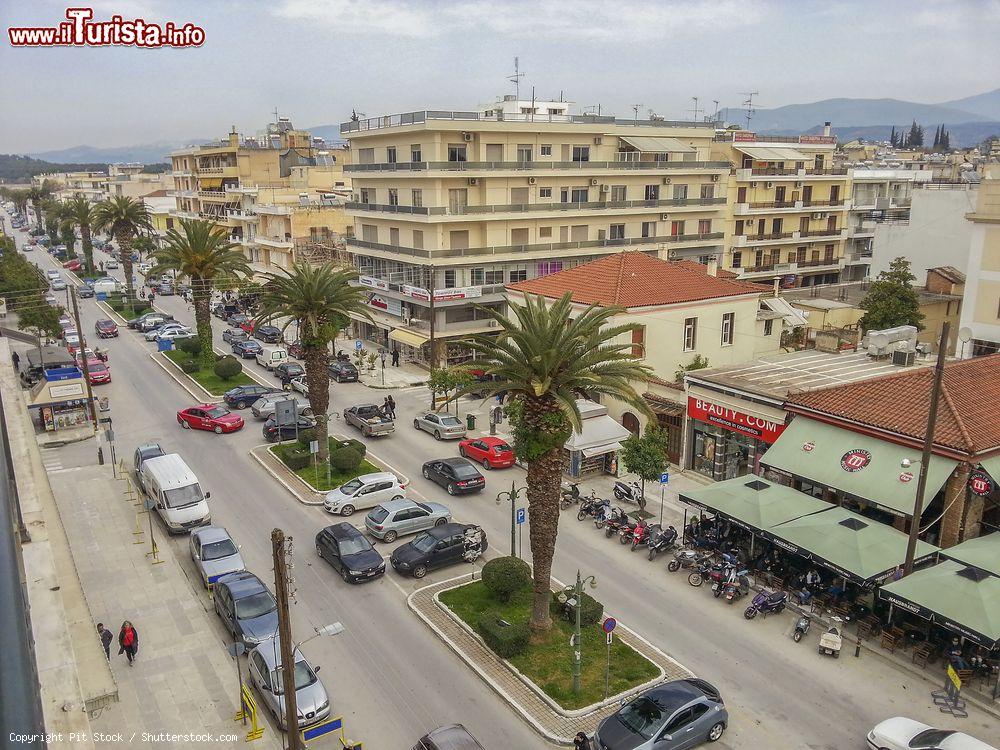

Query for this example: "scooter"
[793,614,811,643]
[617,517,642,545]
[818,617,844,657]
[603,508,632,538]
[646,525,679,561]
[576,492,605,522]
[613,480,647,510]
[561,482,582,509]
[689,559,726,588]
[721,568,750,604]
[622,520,653,548]
[744,590,788,620]
[630,522,659,551]
[666,548,703,573]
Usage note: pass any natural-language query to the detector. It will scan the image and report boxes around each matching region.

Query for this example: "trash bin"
[466,414,476,430]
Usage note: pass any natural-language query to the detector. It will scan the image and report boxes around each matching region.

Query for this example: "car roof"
[251,636,305,669]
[136,442,163,455]
[436,457,474,467]
[425,522,473,539]
[477,437,511,447]
[325,522,365,541]
[218,570,268,598]
[377,498,422,513]
[420,724,486,750]
[640,679,718,711]
[356,472,398,484]
[193,525,233,544]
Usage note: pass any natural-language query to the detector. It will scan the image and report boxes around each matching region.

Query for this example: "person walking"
[391,347,400,367]
[11,350,20,373]
[98,261,105,273]
[97,622,113,660]
[573,732,592,750]
[385,395,396,419]
[118,621,139,666]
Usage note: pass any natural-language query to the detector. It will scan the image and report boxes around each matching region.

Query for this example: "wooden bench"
[912,642,933,668]
[880,627,904,654]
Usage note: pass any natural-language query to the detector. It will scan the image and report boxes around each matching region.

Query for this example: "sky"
[1,0,999,153]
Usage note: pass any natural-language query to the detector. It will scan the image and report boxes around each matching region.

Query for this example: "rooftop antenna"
[507,57,525,100]
[272,106,279,124]
[584,104,602,116]
[689,97,703,122]
[740,91,759,129]
[632,103,643,125]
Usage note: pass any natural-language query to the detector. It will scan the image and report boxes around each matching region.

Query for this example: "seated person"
[946,638,969,670]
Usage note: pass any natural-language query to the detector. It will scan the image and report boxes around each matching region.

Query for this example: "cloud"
[910,0,1000,29]
[273,0,767,40]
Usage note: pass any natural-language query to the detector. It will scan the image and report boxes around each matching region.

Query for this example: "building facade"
[961,165,1000,357]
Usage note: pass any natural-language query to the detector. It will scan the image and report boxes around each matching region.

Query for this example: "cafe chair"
[912,642,933,669]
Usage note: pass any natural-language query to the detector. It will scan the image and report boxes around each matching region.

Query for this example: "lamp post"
[495,480,527,557]
[567,569,597,695]
[379,348,386,386]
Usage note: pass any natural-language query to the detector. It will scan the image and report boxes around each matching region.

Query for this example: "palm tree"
[26,181,54,228]
[63,194,97,273]
[132,235,156,262]
[41,197,62,240]
[255,264,371,462]
[6,188,30,218]
[456,293,652,632]
[58,209,78,260]
[93,196,151,309]
[152,219,251,368]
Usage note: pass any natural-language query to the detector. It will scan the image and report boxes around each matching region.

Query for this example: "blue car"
[232,340,263,358]
[212,571,279,647]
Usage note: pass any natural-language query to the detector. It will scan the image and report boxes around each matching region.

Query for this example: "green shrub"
[180,359,200,374]
[332,438,366,458]
[551,588,604,626]
[477,612,530,658]
[176,335,202,355]
[482,556,531,602]
[297,427,319,448]
[213,355,243,381]
[283,447,312,471]
[330,446,363,474]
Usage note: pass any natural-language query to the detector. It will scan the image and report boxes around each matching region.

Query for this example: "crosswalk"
[40,450,63,473]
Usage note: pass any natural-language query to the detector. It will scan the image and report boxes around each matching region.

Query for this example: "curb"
[248,444,325,506]
[148,351,221,402]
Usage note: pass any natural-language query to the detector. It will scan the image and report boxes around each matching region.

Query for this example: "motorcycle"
[666,548,703,573]
[621,519,652,548]
[613,480,647,510]
[603,508,632,538]
[721,568,750,604]
[744,590,788,620]
[689,559,726,588]
[793,614,811,643]
[646,525,679,561]
[561,482,582,509]
[576,492,605,522]
[630,522,659,551]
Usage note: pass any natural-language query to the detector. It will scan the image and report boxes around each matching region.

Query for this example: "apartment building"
[340,97,730,366]
[961,165,1000,357]
[34,171,108,202]
[712,128,851,288]
[106,163,172,199]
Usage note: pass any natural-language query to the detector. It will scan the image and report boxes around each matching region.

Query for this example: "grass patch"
[270,440,379,491]
[106,297,152,317]
[163,348,255,396]
[440,580,659,710]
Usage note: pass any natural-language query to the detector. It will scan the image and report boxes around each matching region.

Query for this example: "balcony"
[169,209,199,220]
[199,211,236,227]
[734,257,843,279]
[166,190,196,198]
[225,183,259,194]
[227,209,258,222]
[799,228,844,238]
[345,160,730,174]
[732,232,795,247]
[345,196,727,218]
[196,165,238,178]
[735,167,850,182]
[254,204,293,215]
[255,235,294,249]
[198,190,233,201]
[172,170,192,178]
[844,251,873,265]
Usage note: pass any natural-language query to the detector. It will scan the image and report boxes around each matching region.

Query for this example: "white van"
[139,453,211,534]
[91,277,121,295]
[255,345,288,370]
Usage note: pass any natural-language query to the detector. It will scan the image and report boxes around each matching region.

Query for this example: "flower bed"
[162,348,254,395]
[270,438,378,492]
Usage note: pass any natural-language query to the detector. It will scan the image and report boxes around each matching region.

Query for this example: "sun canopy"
[619,136,696,154]
[564,400,631,454]
[940,533,1000,577]
[979,453,1000,483]
[679,476,829,534]
[761,417,958,517]
[28,374,89,409]
[880,560,1000,648]
[735,145,810,161]
[388,329,429,348]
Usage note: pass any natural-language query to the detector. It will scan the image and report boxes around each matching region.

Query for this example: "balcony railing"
[798,258,838,268]
[345,160,730,173]
[340,109,717,133]
[799,228,844,238]
[198,190,232,200]
[749,168,800,176]
[802,199,845,207]
[748,201,797,209]
[805,168,849,176]
[744,232,794,241]
[345,196,727,216]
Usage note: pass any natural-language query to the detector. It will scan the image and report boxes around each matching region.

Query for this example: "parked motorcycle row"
[562,482,681,559]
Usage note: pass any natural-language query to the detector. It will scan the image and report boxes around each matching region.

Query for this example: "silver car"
[189,526,245,588]
[284,374,309,397]
[250,392,312,420]
[365,498,451,543]
[413,412,467,440]
[247,637,330,730]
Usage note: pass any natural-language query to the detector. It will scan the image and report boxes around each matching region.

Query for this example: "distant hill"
[29,140,187,166]
[939,88,1000,121]
[762,121,1000,149]
[0,154,110,183]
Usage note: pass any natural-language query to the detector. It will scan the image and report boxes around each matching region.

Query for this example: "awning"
[644,393,685,417]
[583,442,623,458]
[680,476,830,535]
[564,400,631,453]
[388,329,429,348]
[761,417,959,517]
[768,505,938,585]
[199,177,223,189]
[879,560,1000,648]
[760,296,809,327]
[28,376,89,409]
[735,145,809,161]
[619,136,696,154]
[941,533,1000,577]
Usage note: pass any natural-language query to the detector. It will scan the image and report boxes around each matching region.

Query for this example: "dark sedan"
[390,523,487,579]
[421,458,486,495]
[262,414,317,443]
[232,340,263,358]
[223,384,280,409]
[254,325,283,344]
[222,328,249,345]
[315,523,385,583]
[328,361,359,383]
[227,313,250,328]
[94,319,119,338]
[78,284,95,298]
[274,362,305,382]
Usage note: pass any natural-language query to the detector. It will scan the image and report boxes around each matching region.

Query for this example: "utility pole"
[271,528,301,749]
[903,321,950,576]
[70,287,99,434]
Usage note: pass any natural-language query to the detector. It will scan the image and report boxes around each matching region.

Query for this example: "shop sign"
[898,471,914,484]
[359,275,388,291]
[402,284,430,301]
[732,131,757,142]
[798,134,838,145]
[432,286,482,301]
[366,293,402,317]
[969,471,994,496]
[50,383,85,399]
[686,397,786,443]
[840,449,872,473]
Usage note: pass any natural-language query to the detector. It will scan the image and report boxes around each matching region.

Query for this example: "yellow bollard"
[144,509,165,565]
[233,684,264,741]
[116,457,128,480]
[133,510,145,544]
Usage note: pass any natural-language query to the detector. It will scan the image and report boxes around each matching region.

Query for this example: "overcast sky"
[2,0,999,153]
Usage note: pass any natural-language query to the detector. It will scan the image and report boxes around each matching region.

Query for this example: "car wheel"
[422,467,430,479]
[435,518,447,527]
[340,505,355,516]
[447,484,456,495]
[482,459,491,470]
[413,565,427,579]
[383,530,398,543]
[413,420,420,430]
[180,419,190,429]
[391,495,403,502]
[433,431,441,440]
[236,400,247,409]
[316,544,323,559]
[362,426,371,437]
[707,722,725,742]
[214,426,223,434]
[341,567,349,582]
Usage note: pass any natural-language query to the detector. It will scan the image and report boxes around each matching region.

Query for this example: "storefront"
[563,400,632,478]
[27,367,92,434]
[685,393,788,481]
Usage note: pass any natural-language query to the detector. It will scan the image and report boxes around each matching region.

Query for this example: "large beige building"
[340,97,730,365]
[961,165,1000,356]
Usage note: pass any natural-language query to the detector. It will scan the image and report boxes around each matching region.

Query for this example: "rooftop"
[928,266,967,285]
[507,252,765,308]
[782,280,962,308]
[786,353,1000,456]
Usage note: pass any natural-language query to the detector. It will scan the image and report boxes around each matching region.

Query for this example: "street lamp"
[558,570,597,695]
[296,621,345,649]
[495,480,527,558]
[379,348,387,386]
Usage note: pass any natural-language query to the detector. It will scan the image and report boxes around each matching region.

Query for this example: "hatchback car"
[189,526,245,587]
[414,412,467,440]
[327,361,359,383]
[251,392,311,420]
[233,340,263,358]
[132,441,165,484]
[365,498,451,543]
[158,282,175,296]
[390,523,487,579]
[413,725,486,750]
[593,679,728,750]
[315,523,385,582]
[83,358,111,385]
[222,328,249,345]
[156,327,195,343]
[254,325,283,344]
[145,323,188,341]
[177,404,245,434]
[247,637,330,730]
[213,571,279,647]
[105,258,119,269]
[50,278,67,291]
[274,362,305,382]
[78,283,95,298]
[262,414,317,443]
[459,437,516,470]
[228,313,250,328]
[137,314,174,332]
[94,319,119,338]
[224,384,281,410]
[63,258,82,272]
[866,717,997,750]
[324,472,406,516]
[421,458,485,495]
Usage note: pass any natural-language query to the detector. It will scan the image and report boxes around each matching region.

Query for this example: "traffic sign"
[309,440,320,454]
[660,472,669,484]
[606,631,613,645]
[516,507,526,525]
[602,617,617,634]
[355,339,363,351]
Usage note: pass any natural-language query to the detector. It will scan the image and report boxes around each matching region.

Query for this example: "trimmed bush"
[330,446,363,474]
[213,355,243,381]
[180,358,200,374]
[482,556,531,602]
[333,438,366,458]
[478,612,530,658]
[551,588,604,626]
[297,427,320,448]
[284,448,312,471]
[176,335,202,355]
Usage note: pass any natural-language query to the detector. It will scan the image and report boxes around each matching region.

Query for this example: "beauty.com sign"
[687,397,787,444]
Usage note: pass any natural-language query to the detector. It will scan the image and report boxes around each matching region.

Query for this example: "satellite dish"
[870,333,890,349]
[958,327,973,343]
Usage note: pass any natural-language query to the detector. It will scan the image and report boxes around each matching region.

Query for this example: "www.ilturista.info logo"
[8,7,205,48]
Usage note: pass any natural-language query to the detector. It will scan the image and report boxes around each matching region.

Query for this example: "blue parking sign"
[516,507,526,525]
[355,339,363,351]
[660,472,669,484]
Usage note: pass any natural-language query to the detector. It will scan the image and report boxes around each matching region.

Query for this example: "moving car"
[222,328,249,345]
[144,323,188,341]
[233,339,264,358]
[459,437,516,470]
[343,404,394,437]
[365,498,451,543]
[273,362,304,382]
[247,637,330,730]
[389,523,487,579]
[189,526,245,588]
[324,472,406,516]
[94,319,119,338]
[284,375,309,396]
[62,258,82,272]
[155,327,195,343]
[177,404,245,434]
[253,325,283,344]
[82,358,111,384]
[421,458,485,495]
[105,257,119,269]
[866,717,998,750]
[132,441,165,484]
[158,281,175,296]
[593,679,728,750]
[50,278,67,291]
[413,725,486,750]
[262,414,317,443]
[77,283,94,298]
[413,412,467,441]
[255,345,288,370]
[136,314,175,332]
[227,313,250,328]
[315,522,385,582]
[327,361,359,383]
[224,384,280,410]
[213,571,279,647]
[250,392,311,421]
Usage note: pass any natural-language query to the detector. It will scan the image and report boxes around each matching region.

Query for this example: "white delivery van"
[91,277,121,296]
[139,453,211,534]
[255,345,288,370]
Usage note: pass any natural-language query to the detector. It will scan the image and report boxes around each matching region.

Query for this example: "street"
[18,236,1000,749]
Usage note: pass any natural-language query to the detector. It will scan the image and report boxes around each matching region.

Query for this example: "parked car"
[413,725,486,750]
[133,313,174,332]
[255,345,288,370]
[224,384,281,410]
[222,328,249,345]
[328,361,359,383]
[189,526,245,588]
[389,523,487,579]
[155,327,195,344]
[50,278,67,291]
[45,269,61,280]
[458,437,516,470]
[158,282,175,296]
[365,498,451,543]
[262,414,317,443]
[343,404,394,437]
[254,325,283,344]
[284,374,309,396]
[593,679,728,750]
[104,257,119,269]
[227,313,249,328]
[421,458,485,495]
[250,392,311,421]
[247,637,331,730]
[287,340,306,359]
[77,283,94,298]
[94,319,119,338]
[132,441,165,484]
[82,358,111,384]
[324,472,406,516]
[62,258,82,272]
[212,571,279,647]
[273,362,305,382]
[866,717,998,750]
[315,522,385,583]
[414,412,467,441]
[145,323,188,341]
[177,404,245,434]
[232,340,264,358]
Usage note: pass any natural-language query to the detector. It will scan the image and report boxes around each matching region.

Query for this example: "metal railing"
[798,258,839,268]
[743,232,794,241]
[344,159,730,173]
[749,168,800,176]
[748,201,797,209]
[802,199,845,207]
[799,228,844,237]
[340,109,717,133]
[345,196,727,216]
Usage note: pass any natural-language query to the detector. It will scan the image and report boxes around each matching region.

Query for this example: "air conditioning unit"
[487,319,499,327]
[401,315,411,325]
[527,176,537,185]
[468,177,478,186]
[711,174,720,182]
[600,184,610,193]
[765,181,774,189]
[594,137,603,145]
[811,212,823,220]
[662,177,672,185]
[751,181,758,188]
[795,181,803,187]
[660,213,670,221]
[462,132,474,142]
[892,349,915,367]
[590,178,599,186]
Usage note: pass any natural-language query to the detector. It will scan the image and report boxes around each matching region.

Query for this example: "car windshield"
[235,591,276,620]
[338,536,372,556]
[205,407,230,419]
[270,660,317,695]
[452,464,481,478]
[202,539,238,561]
[368,507,389,524]
[493,443,512,453]
[617,698,665,740]
[910,730,957,748]
[411,533,437,552]
[440,416,462,426]
[163,483,205,509]
[338,479,364,495]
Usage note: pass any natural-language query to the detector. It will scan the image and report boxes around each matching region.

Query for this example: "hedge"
[477,612,530,658]
[332,437,366,459]
[482,557,531,602]
[330,446,363,474]
[283,448,312,471]
[213,355,243,381]
[176,335,202,355]
[180,359,200,374]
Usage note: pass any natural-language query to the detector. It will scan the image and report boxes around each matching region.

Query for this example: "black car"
[254,325,283,344]
[132,441,165,484]
[328,361,359,383]
[421,458,486,495]
[224,384,281,409]
[78,284,95,298]
[262,414,317,443]
[390,523,487,579]
[158,283,175,296]
[232,340,263,358]
[212,303,228,319]
[315,523,385,583]
[213,571,280,647]
[228,313,250,328]
[274,362,305,382]
[222,328,249,345]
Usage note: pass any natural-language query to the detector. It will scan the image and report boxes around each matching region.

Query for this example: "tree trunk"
[117,230,136,313]
[526,445,563,632]
[303,341,331,462]
[81,223,94,275]
[192,276,215,369]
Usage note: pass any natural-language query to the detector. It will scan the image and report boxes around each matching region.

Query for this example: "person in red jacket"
[118,621,139,666]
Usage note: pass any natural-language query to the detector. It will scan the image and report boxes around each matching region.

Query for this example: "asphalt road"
[17,235,1000,750]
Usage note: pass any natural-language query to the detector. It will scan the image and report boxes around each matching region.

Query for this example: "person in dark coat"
[118,620,138,666]
[573,733,592,750]
[97,622,113,660]
[391,347,400,367]
[11,350,19,372]
[385,395,396,419]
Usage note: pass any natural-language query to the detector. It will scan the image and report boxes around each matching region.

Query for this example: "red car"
[94,319,119,338]
[176,404,245,434]
[458,437,516,470]
[82,358,111,384]
[62,258,82,271]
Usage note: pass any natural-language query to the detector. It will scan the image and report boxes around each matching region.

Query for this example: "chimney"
[772,278,780,297]
[823,121,832,137]
[228,126,239,148]
[706,257,718,277]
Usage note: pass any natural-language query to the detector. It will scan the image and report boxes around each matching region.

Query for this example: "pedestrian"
[385,395,396,419]
[391,347,400,367]
[11,350,19,372]
[97,622,113,660]
[99,261,104,273]
[573,732,592,750]
[118,620,139,666]
[147,291,155,305]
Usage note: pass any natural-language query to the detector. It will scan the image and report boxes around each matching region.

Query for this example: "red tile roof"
[786,354,1000,456]
[507,252,766,308]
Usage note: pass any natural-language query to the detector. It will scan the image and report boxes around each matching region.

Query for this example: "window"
[824,244,835,262]
[771,217,782,234]
[412,230,424,249]
[641,221,657,238]
[386,146,397,164]
[721,312,734,346]
[631,326,645,358]
[570,225,588,241]
[700,183,715,200]
[672,184,688,200]
[448,144,467,162]
[361,224,378,242]
[609,224,626,240]
[538,261,563,276]
[796,246,807,263]
[449,230,469,250]
[539,187,552,198]
[539,226,553,238]
[471,268,485,285]
[387,188,399,206]
[611,185,627,202]
[517,144,533,162]
[509,269,527,283]
[166,218,174,230]
[732,251,742,268]
[510,228,529,245]
[788,251,797,263]
[358,147,375,164]
[443,269,456,288]
[485,269,503,284]
[448,189,468,213]
[510,187,529,205]
[411,189,423,207]
[572,146,590,162]
[540,144,552,156]
[410,144,421,162]
[764,318,774,336]
[644,185,660,201]
[359,188,373,204]
[571,187,589,203]
[670,220,685,236]
[485,144,503,161]
[698,219,712,235]
[389,227,399,246]
[683,317,697,351]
